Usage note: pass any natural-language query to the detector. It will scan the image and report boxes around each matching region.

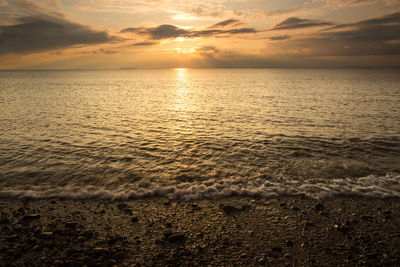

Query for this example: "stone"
[268,247,283,258]
[334,223,350,233]
[221,205,241,214]
[361,215,373,221]
[163,230,172,238]
[122,208,133,215]
[241,204,251,211]
[285,240,294,247]
[53,259,63,266]
[191,204,201,211]
[93,247,108,255]
[167,233,186,243]
[258,257,266,265]
[65,222,78,229]
[38,232,53,239]
[117,203,129,210]
[22,214,40,222]
[284,253,292,259]
[383,211,392,218]
[82,230,94,238]
[315,203,325,211]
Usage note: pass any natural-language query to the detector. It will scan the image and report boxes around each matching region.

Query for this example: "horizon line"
[1,66,400,71]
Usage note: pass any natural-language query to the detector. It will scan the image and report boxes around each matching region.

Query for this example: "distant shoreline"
[1,67,400,71]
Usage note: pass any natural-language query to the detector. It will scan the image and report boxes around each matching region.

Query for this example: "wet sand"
[1,196,400,266]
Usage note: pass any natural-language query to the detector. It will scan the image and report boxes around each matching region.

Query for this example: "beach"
[1,196,400,266]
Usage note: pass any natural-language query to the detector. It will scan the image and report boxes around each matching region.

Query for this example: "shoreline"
[1,196,400,266]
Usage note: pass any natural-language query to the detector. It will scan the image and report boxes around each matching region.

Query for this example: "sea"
[0,68,399,200]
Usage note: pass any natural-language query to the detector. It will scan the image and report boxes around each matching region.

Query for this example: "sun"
[175,37,186,42]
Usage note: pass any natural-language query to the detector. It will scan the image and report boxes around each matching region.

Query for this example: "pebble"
[163,230,172,238]
[65,222,78,229]
[38,232,53,238]
[93,247,108,254]
[166,233,186,243]
[117,204,129,210]
[268,247,283,258]
[22,214,40,222]
[285,240,294,247]
[221,205,241,214]
[334,223,350,233]
[122,208,133,215]
[258,257,266,265]
[315,203,325,211]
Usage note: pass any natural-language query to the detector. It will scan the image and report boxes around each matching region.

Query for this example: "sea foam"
[0,173,399,201]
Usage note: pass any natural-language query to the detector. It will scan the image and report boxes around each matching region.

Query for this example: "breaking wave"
[0,173,399,201]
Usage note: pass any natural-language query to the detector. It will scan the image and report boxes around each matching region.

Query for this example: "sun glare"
[172,14,198,21]
[174,47,196,54]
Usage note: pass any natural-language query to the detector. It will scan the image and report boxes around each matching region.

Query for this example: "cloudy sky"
[0,0,399,69]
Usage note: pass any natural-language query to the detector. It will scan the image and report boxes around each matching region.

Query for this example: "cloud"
[315,0,400,7]
[132,41,158,46]
[267,11,400,56]
[347,10,400,28]
[121,23,257,40]
[94,48,117,54]
[268,35,291,41]
[12,0,64,17]
[0,15,116,55]
[122,24,189,39]
[234,7,305,20]
[209,19,241,28]
[196,45,220,58]
[80,48,117,55]
[166,1,227,18]
[272,17,333,30]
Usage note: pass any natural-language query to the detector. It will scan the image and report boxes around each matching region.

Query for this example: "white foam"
[0,173,399,200]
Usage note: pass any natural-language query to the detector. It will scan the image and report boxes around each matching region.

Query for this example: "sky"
[0,0,399,69]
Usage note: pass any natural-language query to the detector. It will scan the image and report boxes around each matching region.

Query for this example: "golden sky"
[0,0,400,69]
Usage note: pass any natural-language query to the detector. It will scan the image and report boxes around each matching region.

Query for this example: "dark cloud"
[272,17,333,30]
[268,12,400,56]
[0,15,116,55]
[196,45,220,59]
[337,10,400,29]
[80,48,117,55]
[268,35,291,41]
[121,24,257,40]
[122,25,188,39]
[225,28,256,34]
[210,19,240,28]
[94,48,117,54]
[132,41,158,46]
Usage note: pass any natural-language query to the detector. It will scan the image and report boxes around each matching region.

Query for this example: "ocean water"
[0,68,399,200]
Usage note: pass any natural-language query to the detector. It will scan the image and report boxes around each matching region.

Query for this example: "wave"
[0,173,399,201]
